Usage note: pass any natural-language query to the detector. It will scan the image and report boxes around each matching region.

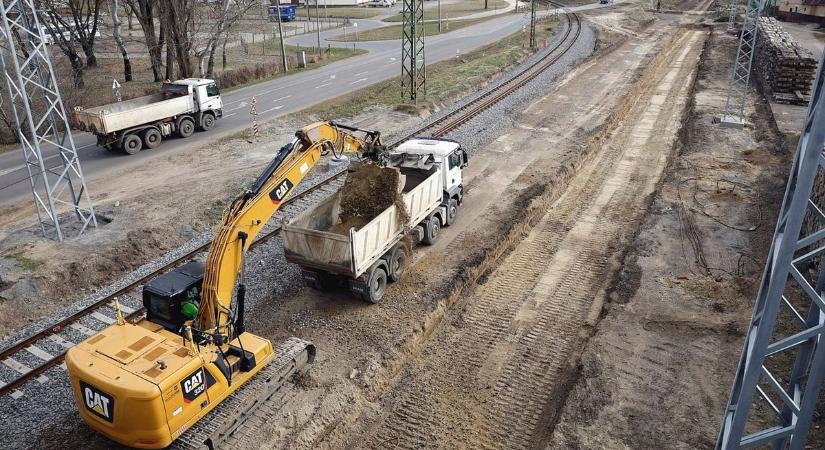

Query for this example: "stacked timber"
[755,17,818,105]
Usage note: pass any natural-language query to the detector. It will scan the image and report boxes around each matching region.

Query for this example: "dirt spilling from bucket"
[332,163,410,234]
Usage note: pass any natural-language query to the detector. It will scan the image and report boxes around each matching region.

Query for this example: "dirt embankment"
[547,27,806,449]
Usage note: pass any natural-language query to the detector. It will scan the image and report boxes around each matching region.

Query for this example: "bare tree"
[40,0,103,68]
[109,0,132,81]
[124,0,163,81]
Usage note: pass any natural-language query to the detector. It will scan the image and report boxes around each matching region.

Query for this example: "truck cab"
[171,78,223,117]
[392,138,468,202]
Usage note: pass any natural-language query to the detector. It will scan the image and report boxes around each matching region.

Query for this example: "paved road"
[0,1,617,205]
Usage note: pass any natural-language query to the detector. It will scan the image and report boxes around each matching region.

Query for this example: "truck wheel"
[422,219,440,245]
[446,198,458,226]
[122,134,142,155]
[142,128,162,149]
[200,113,215,131]
[178,118,195,138]
[388,247,406,282]
[362,267,387,304]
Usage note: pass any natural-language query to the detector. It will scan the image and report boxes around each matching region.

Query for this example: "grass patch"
[383,0,510,21]
[329,16,498,41]
[296,6,383,19]
[10,253,40,271]
[304,17,557,119]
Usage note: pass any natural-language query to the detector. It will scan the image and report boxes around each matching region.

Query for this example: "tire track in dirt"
[360,28,707,449]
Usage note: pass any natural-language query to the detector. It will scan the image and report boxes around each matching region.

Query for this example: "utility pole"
[727,0,738,31]
[275,0,288,72]
[529,0,537,49]
[716,48,825,450]
[315,0,321,57]
[401,0,426,102]
[720,0,765,128]
[0,0,97,241]
[438,0,442,33]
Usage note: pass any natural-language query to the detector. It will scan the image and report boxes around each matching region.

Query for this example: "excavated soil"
[333,163,406,234]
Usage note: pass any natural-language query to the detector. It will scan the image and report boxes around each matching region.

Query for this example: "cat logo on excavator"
[81,381,115,422]
[269,179,293,204]
[182,369,207,403]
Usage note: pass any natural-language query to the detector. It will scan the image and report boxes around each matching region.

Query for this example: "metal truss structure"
[401,0,425,102]
[0,0,96,241]
[727,0,738,31]
[529,0,537,49]
[720,0,765,128]
[716,49,825,450]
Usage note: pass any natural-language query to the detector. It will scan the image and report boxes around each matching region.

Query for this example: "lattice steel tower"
[716,49,825,449]
[727,0,738,32]
[720,0,765,128]
[0,0,97,241]
[401,0,425,102]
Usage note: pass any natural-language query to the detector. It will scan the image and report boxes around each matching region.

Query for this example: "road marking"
[259,105,284,114]
[224,112,237,118]
[70,323,96,336]
[354,71,369,77]
[350,77,368,85]
[225,103,248,112]
[25,346,52,361]
[272,95,292,103]
[48,334,75,349]
[315,83,331,89]
[91,311,116,325]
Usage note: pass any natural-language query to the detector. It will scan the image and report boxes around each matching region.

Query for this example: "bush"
[218,62,280,89]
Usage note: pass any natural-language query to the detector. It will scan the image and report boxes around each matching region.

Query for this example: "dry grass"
[383,0,511,21]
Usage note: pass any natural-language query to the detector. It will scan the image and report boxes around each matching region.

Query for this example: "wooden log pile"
[755,17,817,105]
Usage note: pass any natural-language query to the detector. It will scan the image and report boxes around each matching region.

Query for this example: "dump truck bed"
[73,93,195,135]
[283,166,442,278]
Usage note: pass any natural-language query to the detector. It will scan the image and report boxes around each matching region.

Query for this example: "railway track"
[0,6,582,400]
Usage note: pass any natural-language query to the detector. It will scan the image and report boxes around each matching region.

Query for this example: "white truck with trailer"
[72,78,223,154]
[282,138,468,303]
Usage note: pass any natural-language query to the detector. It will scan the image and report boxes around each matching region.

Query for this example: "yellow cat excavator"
[65,122,386,449]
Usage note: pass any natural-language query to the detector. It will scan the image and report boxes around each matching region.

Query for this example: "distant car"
[368,0,392,7]
[599,0,609,3]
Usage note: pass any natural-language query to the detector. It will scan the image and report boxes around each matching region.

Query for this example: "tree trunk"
[222,34,228,71]
[165,25,175,80]
[110,0,133,82]
[206,39,218,78]
[70,54,85,88]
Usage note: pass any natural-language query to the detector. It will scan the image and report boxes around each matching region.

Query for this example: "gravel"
[0,17,595,449]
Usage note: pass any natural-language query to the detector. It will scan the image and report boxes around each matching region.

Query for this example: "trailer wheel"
[422,219,440,245]
[122,134,143,155]
[446,198,458,226]
[200,113,215,131]
[178,117,195,138]
[388,247,406,282]
[362,266,387,304]
[142,128,162,149]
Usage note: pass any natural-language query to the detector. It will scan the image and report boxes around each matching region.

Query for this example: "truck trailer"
[72,78,223,154]
[282,138,468,303]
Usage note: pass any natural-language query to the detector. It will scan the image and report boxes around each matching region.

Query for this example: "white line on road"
[272,95,292,103]
[315,83,331,89]
[350,77,369,85]
[259,105,284,114]
[354,71,369,77]
[224,112,237,118]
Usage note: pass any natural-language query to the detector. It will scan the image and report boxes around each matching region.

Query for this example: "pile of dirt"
[332,163,409,234]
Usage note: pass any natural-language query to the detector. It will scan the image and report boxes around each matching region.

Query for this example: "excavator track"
[172,338,316,450]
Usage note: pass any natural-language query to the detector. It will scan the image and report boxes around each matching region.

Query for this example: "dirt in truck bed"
[332,163,409,234]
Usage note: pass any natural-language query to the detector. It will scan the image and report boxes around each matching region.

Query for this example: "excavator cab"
[143,261,203,333]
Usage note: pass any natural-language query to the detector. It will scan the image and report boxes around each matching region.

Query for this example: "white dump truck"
[72,78,223,154]
[282,138,468,303]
